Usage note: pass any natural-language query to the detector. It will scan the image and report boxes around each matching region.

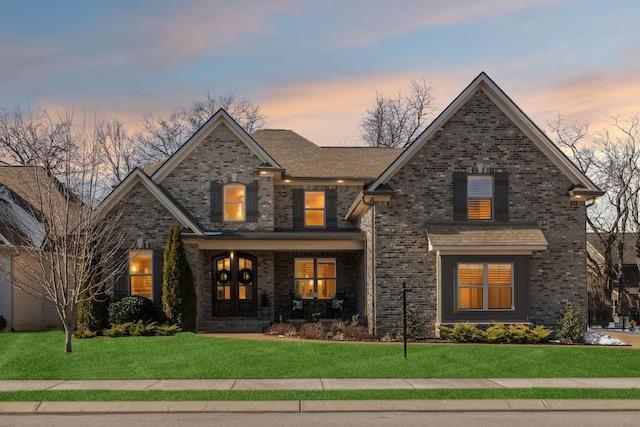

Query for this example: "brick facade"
[100,75,595,336]
[369,89,588,336]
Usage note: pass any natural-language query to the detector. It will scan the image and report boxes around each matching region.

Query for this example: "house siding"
[372,88,588,336]
[11,252,60,330]
[0,253,12,329]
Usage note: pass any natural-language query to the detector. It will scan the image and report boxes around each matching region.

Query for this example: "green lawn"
[1,331,640,380]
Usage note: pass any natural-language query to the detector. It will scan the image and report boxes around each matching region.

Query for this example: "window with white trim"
[224,183,245,221]
[458,263,512,310]
[295,258,336,299]
[468,175,492,220]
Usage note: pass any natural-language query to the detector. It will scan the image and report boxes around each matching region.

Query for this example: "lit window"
[130,250,152,299]
[224,183,245,221]
[468,176,492,220]
[458,263,512,310]
[295,258,336,299]
[305,192,325,227]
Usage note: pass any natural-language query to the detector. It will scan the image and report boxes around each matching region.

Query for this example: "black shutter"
[152,248,164,304]
[326,189,337,229]
[494,171,509,222]
[246,181,259,222]
[293,189,304,229]
[113,249,128,301]
[210,181,222,222]
[453,171,468,221]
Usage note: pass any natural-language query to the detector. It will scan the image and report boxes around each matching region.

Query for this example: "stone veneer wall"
[371,88,588,336]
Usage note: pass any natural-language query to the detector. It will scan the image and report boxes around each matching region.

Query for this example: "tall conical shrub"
[162,223,197,331]
[77,253,109,332]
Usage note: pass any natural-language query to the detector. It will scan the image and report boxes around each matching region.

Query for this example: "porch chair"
[290,291,304,318]
[329,291,346,318]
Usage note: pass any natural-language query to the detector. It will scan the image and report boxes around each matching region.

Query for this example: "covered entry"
[212,252,257,316]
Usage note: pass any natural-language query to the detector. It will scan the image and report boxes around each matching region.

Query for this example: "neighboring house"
[0,166,61,331]
[587,233,640,322]
[97,72,602,335]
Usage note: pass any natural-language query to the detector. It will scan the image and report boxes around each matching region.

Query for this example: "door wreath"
[216,269,231,284]
[238,268,253,284]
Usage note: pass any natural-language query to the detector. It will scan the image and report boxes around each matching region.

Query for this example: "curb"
[3,399,640,414]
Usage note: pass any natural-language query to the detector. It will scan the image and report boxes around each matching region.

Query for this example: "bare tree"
[0,105,78,174]
[0,117,131,353]
[360,77,435,148]
[552,115,640,315]
[135,90,266,164]
[95,118,140,189]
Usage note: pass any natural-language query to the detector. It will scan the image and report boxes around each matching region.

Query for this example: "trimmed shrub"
[394,306,426,341]
[162,223,197,331]
[438,323,485,343]
[130,320,157,337]
[440,322,552,344]
[72,327,97,339]
[108,296,156,325]
[485,323,509,343]
[556,303,586,344]
[528,325,553,343]
[156,324,182,336]
[299,322,325,340]
[103,322,132,337]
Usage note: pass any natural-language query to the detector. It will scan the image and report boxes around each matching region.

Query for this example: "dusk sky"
[2,0,639,146]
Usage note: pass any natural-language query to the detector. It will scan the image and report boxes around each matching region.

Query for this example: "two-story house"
[97,72,602,336]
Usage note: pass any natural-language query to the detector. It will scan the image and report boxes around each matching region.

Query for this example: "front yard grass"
[2,331,640,380]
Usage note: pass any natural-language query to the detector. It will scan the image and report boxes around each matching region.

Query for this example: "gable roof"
[367,72,602,194]
[152,109,281,183]
[0,165,77,247]
[95,168,204,234]
[252,129,401,179]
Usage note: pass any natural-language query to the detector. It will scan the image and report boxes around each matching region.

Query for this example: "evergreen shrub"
[108,296,156,325]
[557,303,586,344]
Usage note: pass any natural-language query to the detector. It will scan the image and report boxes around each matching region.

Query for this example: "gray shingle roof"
[426,223,548,250]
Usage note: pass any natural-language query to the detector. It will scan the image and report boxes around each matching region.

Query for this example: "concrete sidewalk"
[2,378,640,414]
[1,377,640,391]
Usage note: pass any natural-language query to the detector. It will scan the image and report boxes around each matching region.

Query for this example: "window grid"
[458,263,513,310]
[468,175,492,220]
[295,258,336,299]
[130,250,153,300]
[304,191,325,227]
[224,183,246,222]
